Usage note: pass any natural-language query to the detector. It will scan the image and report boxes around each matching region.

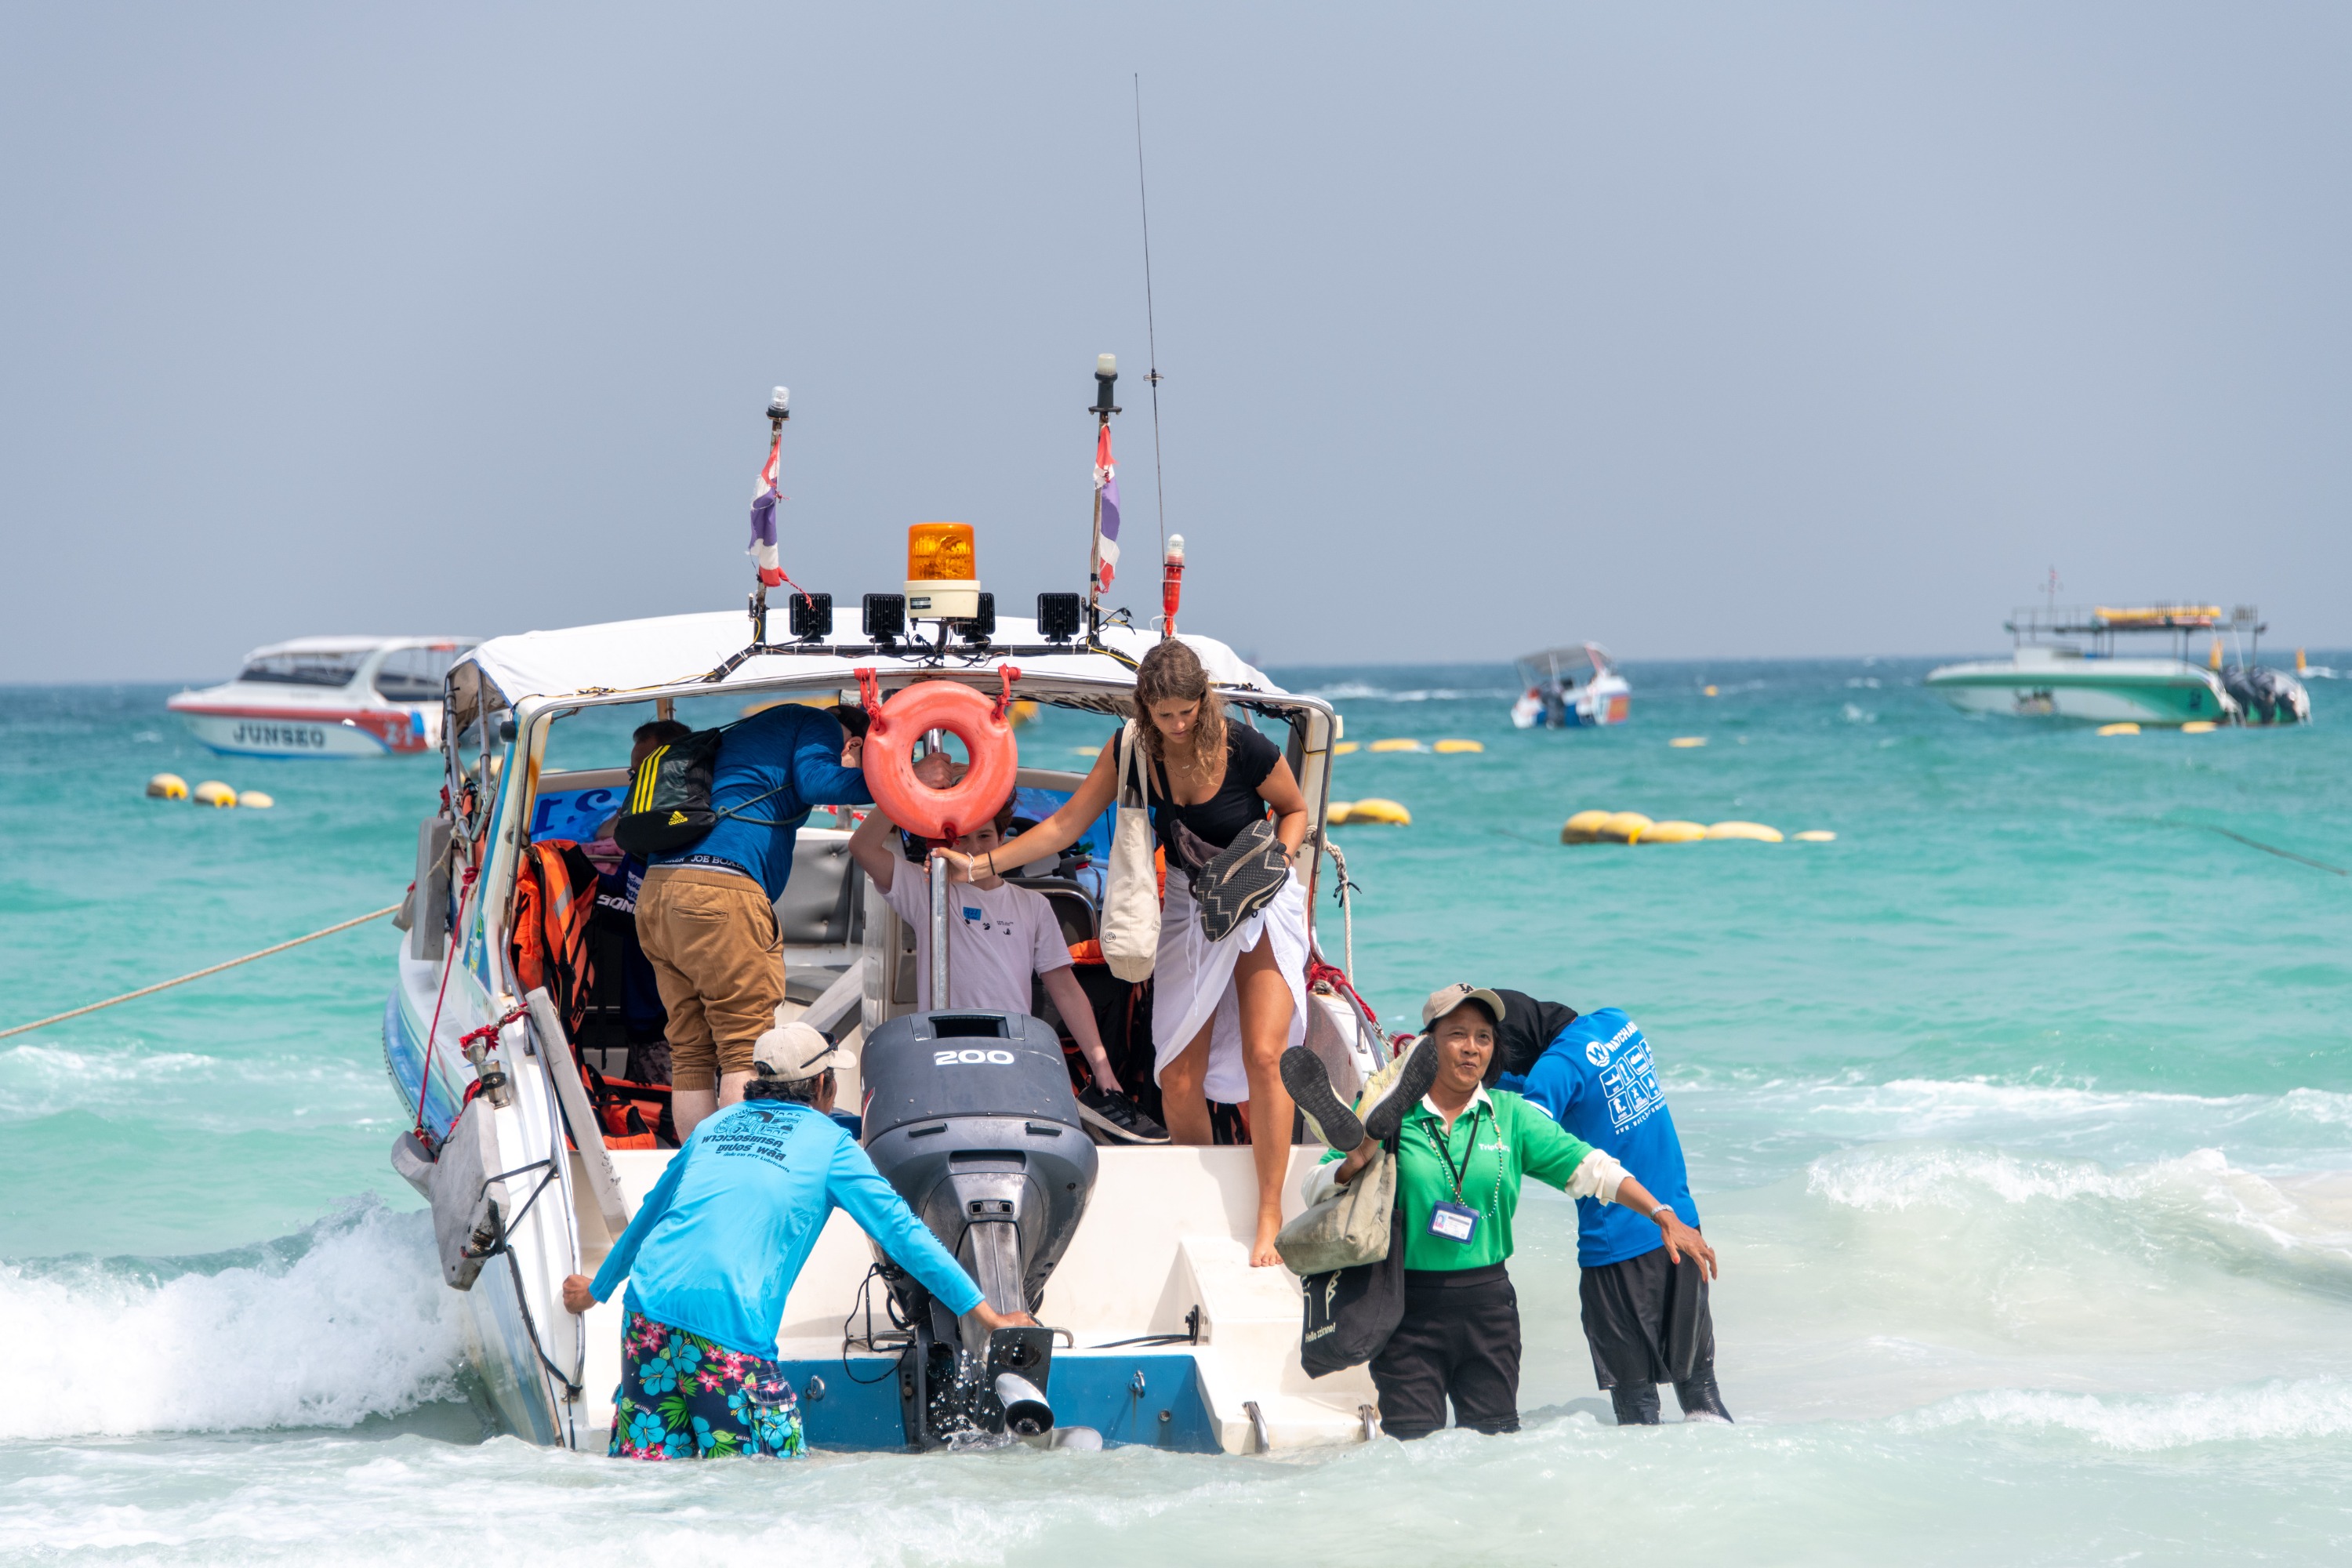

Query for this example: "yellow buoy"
[1326,801,1355,825]
[1333,741,1360,756]
[1561,809,1613,844]
[2208,638,2223,671]
[1705,821,1782,843]
[1008,699,1040,728]
[146,772,188,800]
[236,790,275,809]
[1598,811,1653,844]
[2180,720,2217,735]
[1341,797,1412,826]
[2096,722,2140,737]
[1668,736,1707,749]
[1642,820,1708,844]
[1432,739,1484,754]
[1071,745,1102,757]
[1703,685,1719,697]
[1794,829,1836,843]
[2296,648,2307,675]
[192,780,238,808]
[1368,739,1421,753]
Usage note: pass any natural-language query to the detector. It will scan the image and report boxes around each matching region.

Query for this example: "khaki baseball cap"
[751,1019,840,1081]
[1421,982,1507,1029]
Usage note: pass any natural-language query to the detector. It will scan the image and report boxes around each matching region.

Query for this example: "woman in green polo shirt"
[1301,983,1718,1440]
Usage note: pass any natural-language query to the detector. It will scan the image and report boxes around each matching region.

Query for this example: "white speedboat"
[169,637,478,757]
[380,447,1392,1454]
[1512,642,1630,729]
[1926,604,2308,726]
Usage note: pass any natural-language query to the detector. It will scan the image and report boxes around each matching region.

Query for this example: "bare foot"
[1250,1212,1284,1268]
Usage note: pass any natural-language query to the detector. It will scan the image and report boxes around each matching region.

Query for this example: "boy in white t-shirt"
[848,776,1169,1145]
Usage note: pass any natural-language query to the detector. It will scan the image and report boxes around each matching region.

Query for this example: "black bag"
[612,726,798,857]
[1299,1203,1407,1377]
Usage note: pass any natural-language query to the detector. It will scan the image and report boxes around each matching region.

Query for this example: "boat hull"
[171,703,428,757]
[1925,659,2234,724]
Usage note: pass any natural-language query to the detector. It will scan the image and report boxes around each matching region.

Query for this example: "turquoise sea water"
[2,661,2347,1563]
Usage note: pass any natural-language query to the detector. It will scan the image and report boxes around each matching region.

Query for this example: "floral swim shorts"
[609,1311,807,1460]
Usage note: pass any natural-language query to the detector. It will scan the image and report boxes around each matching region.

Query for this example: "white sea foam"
[0,1041,371,1120]
[0,1202,463,1439]
[1896,1377,2352,1450]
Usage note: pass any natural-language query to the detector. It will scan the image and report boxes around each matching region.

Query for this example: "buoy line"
[0,904,402,1040]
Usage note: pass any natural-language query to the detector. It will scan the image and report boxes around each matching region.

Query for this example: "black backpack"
[1299,1203,1407,1378]
[612,726,803,857]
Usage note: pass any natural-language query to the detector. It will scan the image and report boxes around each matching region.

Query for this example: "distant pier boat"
[1926,604,2310,726]
[168,637,479,757]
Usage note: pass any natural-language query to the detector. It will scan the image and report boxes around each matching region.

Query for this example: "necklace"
[1425,1102,1505,1221]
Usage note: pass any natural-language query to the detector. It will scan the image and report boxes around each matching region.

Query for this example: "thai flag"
[747,433,784,587]
[1093,424,1120,590]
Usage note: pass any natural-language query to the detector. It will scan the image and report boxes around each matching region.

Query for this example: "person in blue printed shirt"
[1490,987,1733,1425]
[562,1021,1034,1459]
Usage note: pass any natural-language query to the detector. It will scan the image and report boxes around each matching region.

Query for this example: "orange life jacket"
[510,840,600,1037]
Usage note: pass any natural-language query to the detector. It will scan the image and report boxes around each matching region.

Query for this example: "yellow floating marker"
[1643,820,1708,844]
[1368,739,1421,753]
[236,790,275,809]
[1705,821,1782,843]
[1008,699,1040,728]
[1333,741,1360,756]
[1432,739,1484,754]
[1598,811,1653,844]
[1794,829,1836,843]
[146,772,188,800]
[1669,736,1707,749]
[2097,723,2140,737]
[1561,808,1614,844]
[192,780,238,808]
[1703,685,1719,697]
[1339,797,1411,825]
[2180,720,2217,734]
[1071,744,1102,757]
[1326,800,1355,825]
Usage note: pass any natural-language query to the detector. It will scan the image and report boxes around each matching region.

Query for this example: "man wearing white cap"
[1287,984,1715,1440]
[561,1020,1033,1460]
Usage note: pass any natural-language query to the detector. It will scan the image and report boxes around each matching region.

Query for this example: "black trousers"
[1578,1241,1730,1423]
[1370,1264,1521,1440]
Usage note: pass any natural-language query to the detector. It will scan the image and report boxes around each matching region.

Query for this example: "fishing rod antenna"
[1133,74,1168,568]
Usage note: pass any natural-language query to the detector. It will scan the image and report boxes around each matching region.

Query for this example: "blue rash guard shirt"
[1502,1007,1699,1269]
[647,705,873,902]
[589,1099,984,1359]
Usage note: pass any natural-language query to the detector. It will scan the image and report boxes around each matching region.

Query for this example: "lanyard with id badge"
[1425,1105,1501,1246]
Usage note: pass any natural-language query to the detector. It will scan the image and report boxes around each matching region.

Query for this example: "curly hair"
[1133,637,1226,769]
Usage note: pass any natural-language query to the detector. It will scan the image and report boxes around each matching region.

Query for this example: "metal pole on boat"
[1087,355,1119,640]
[928,848,951,1007]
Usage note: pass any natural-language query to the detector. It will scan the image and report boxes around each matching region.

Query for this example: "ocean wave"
[1298,683,1511,702]
[0,1200,463,1439]
[0,1041,371,1120]
[1895,1377,2352,1450]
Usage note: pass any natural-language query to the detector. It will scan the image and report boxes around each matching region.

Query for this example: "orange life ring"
[864,679,1020,841]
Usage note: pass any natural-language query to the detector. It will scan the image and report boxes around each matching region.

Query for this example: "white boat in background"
[1926,605,2308,726]
[169,637,478,757]
[1512,642,1630,729]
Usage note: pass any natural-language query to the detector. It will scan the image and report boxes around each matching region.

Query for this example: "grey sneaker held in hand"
[1076,1084,1171,1144]
[1279,1047,1365,1152]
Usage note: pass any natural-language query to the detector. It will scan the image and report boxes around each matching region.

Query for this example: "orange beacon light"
[906,522,981,619]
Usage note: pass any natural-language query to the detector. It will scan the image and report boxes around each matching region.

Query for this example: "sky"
[4,2,2349,681]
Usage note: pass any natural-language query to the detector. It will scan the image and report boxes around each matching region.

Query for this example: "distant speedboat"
[168,636,478,757]
[1926,604,2308,726]
[1512,642,1630,729]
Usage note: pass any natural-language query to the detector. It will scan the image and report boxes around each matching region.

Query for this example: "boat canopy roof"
[1514,642,1614,677]
[450,610,1287,727]
[242,634,478,659]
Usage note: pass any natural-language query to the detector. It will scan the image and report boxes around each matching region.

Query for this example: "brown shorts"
[634,866,783,1091]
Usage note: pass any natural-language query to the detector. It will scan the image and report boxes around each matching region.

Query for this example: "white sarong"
[1152,869,1309,1104]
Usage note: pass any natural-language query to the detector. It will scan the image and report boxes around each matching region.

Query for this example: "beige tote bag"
[1276,1145,1396,1276]
[1099,720,1161,982]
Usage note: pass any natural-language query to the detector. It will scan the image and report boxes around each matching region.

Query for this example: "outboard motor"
[2223,664,2310,725]
[861,1009,1098,1447]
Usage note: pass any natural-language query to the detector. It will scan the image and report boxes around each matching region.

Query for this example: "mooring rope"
[0,904,403,1040]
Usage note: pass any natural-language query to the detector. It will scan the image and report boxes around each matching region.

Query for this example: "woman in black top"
[945,638,1312,1265]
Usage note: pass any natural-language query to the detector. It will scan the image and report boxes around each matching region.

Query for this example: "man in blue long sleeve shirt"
[564,1022,1031,1459]
[636,702,873,1135]
[1494,992,1733,1426]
